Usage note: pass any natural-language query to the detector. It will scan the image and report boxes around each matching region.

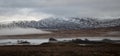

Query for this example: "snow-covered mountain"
[0,17,120,30]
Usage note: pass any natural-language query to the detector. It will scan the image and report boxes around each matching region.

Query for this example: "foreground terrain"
[0,43,119,56]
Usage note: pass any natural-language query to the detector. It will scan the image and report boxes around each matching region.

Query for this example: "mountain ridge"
[0,17,120,30]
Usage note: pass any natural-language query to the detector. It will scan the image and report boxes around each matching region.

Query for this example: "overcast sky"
[0,0,120,22]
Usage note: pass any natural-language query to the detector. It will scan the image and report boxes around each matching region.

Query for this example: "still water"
[0,37,119,45]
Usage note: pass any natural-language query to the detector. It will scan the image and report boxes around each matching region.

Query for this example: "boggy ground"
[0,43,120,56]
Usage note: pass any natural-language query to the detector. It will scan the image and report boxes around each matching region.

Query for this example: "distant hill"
[0,17,120,30]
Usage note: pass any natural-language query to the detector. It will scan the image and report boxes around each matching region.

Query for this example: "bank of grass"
[0,43,120,56]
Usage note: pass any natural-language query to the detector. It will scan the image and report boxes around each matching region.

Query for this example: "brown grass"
[0,43,120,56]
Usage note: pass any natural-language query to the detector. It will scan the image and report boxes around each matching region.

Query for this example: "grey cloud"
[0,0,82,8]
[0,0,119,8]
[0,0,120,18]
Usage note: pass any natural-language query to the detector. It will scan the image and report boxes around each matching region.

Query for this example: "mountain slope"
[0,17,120,30]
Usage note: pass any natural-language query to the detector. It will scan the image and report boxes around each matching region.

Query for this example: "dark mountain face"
[0,17,120,30]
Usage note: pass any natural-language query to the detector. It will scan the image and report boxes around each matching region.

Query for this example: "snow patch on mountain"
[0,17,120,30]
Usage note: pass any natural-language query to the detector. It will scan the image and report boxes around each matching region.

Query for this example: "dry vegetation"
[0,43,120,56]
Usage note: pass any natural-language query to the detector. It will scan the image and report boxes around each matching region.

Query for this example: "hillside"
[0,17,120,30]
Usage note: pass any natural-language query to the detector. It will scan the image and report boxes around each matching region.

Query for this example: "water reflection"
[0,37,120,45]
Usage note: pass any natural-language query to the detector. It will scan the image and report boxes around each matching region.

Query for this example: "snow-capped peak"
[0,17,120,30]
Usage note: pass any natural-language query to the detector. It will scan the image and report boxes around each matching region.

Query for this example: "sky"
[0,0,120,22]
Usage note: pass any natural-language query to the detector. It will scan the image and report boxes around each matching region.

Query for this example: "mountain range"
[0,17,120,30]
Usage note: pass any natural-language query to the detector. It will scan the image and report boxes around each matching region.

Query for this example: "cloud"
[0,0,119,8]
[0,0,120,20]
[0,0,82,8]
[0,8,53,22]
